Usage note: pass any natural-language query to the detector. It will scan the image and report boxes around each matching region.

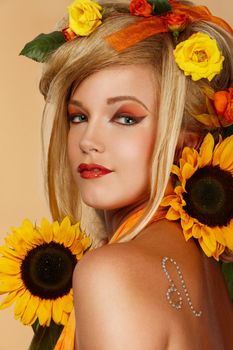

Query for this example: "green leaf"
[19,31,66,63]
[221,262,233,302]
[32,319,40,334]
[29,320,63,350]
[147,0,172,15]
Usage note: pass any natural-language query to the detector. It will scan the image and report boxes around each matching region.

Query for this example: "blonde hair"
[40,1,233,259]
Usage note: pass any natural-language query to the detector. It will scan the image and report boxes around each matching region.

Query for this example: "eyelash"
[67,114,143,126]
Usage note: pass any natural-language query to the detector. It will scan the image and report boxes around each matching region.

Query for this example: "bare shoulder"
[73,220,233,349]
[73,227,174,305]
[73,235,171,349]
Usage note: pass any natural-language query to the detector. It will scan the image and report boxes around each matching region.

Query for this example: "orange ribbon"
[105,3,233,52]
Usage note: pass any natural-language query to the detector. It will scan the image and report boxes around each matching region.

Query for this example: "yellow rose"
[173,32,224,81]
[68,0,103,37]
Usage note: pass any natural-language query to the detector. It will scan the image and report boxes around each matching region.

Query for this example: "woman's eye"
[115,115,140,126]
[68,114,87,123]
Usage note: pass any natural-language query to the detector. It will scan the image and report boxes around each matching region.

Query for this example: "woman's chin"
[80,194,149,211]
[81,199,123,210]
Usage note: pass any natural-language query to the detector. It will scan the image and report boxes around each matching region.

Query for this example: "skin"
[74,220,233,350]
[70,65,233,349]
[67,64,157,238]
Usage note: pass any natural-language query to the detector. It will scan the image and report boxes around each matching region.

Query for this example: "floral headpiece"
[20,0,232,64]
[20,0,233,119]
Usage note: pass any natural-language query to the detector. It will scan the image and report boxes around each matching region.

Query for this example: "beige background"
[0,1,232,349]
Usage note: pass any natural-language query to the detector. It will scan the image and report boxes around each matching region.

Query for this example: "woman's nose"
[79,123,105,154]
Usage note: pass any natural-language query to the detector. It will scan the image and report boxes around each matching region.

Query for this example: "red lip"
[78,163,113,179]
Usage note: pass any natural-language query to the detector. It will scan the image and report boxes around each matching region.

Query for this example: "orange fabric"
[109,207,166,242]
[105,16,167,52]
[54,207,166,349]
[105,3,233,52]
[54,309,75,350]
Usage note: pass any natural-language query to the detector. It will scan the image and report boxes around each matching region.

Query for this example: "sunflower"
[0,217,91,327]
[161,133,233,260]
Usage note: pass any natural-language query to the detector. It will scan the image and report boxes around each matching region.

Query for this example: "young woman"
[21,0,233,348]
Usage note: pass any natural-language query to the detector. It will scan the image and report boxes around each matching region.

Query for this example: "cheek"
[114,128,156,167]
[67,129,79,166]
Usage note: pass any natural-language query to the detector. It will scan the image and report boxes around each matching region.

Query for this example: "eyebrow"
[68,96,149,111]
[107,96,149,111]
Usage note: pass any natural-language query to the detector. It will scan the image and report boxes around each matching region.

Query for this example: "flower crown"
[20,0,233,126]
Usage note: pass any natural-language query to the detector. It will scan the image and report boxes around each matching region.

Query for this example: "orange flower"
[129,0,153,17]
[214,88,233,124]
[162,13,189,34]
[62,28,77,41]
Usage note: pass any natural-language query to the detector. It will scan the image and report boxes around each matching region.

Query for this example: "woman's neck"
[103,198,149,240]
[103,177,174,240]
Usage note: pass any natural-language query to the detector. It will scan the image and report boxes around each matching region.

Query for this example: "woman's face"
[67,65,157,210]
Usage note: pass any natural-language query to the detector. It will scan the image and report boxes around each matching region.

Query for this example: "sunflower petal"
[182,227,193,241]
[171,200,183,212]
[212,136,223,166]
[44,300,52,326]
[216,136,233,171]
[181,162,196,180]
[0,257,21,275]
[181,215,194,231]
[199,238,212,257]
[0,288,24,309]
[221,226,233,250]
[198,133,214,167]
[52,298,63,324]
[202,227,216,252]
[0,246,21,261]
[191,223,202,239]
[63,227,76,247]
[14,289,31,317]
[0,277,23,294]
[37,299,50,326]
[61,217,71,232]
[160,195,177,207]
[70,241,85,255]
[214,226,227,246]
[19,220,43,246]
[166,207,180,220]
[61,294,73,314]
[21,295,40,325]
[40,217,56,243]
[81,236,92,250]
[213,243,225,260]
[171,165,181,178]
[182,147,195,164]
[52,221,61,242]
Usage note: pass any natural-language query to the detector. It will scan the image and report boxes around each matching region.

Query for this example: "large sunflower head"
[161,133,233,260]
[0,217,91,326]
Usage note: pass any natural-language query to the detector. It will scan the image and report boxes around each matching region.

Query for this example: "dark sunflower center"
[21,242,77,299]
[183,166,233,227]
